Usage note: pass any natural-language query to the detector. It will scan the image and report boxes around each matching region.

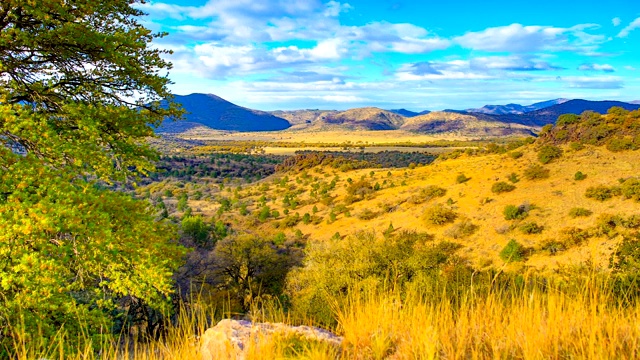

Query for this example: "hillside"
[388,109,431,117]
[400,111,536,136]
[312,107,407,130]
[269,109,338,126]
[158,93,291,132]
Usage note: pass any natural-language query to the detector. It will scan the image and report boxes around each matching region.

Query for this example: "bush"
[408,185,447,204]
[508,151,523,159]
[507,172,520,183]
[456,173,470,184]
[504,204,528,220]
[358,208,379,220]
[585,185,614,201]
[569,142,585,151]
[538,145,563,164]
[620,178,640,201]
[423,204,458,225]
[444,219,479,239]
[556,113,580,126]
[492,181,516,194]
[519,222,543,234]
[499,239,526,262]
[523,164,550,180]
[574,171,587,181]
[560,227,592,246]
[607,138,635,152]
[569,207,593,218]
[540,239,566,255]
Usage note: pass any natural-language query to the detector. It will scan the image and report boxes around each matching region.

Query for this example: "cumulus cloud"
[470,55,562,71]
[396,60,493,81]
[578,63,615,72]
[618,17,640,37]
[454,23,605,53]
[612,17,622,27]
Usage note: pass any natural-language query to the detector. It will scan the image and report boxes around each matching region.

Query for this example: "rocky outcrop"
[200,319,342,360]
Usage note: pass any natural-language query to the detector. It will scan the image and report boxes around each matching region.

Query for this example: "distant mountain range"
[158,93,640,136]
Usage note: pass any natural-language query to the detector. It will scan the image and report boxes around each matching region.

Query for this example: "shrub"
[538,145,563,164]
[499,239,526,262]
[585,185,614,201]
[423,204,458,226]
[574,171,587,181]
[523,164,550,180]
[504,205,528,220]
[507,172,520,183]
[408,185,447,204]
[556,113,580,126]
[607,138,635,152]
[540,239,566,255]
[456,173,470,184]
[508,151,523,159]
[444,219,479,239]
[620,178,640,201]
[569,141,585,151]
[569,207,593,218]
[492,181,516,194]
[357,208,379,220]
[560,227,592,246]
[519,222,544,234]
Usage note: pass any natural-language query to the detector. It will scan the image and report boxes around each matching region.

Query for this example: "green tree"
[0,0,184,351]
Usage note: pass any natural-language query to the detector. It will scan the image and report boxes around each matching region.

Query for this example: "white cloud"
[618,17,640,37]
[558,76,623,89]
[470,55,560,71]
[578,63,615,72]
[395,60,493,81]
[625,66,636,71]
[454,23,605,53]
[612,17,622,27]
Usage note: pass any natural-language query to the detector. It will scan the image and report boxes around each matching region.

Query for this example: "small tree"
[538,145,563,164]
[500,239,526,262]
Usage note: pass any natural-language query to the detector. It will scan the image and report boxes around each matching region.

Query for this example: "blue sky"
[137,0,640,111]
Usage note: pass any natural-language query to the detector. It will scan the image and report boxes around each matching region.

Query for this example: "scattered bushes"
[423,204,458,225]
[492,181,516,194]
[523,164,550,180]
[538,145,563,164]
[499,239,526,262]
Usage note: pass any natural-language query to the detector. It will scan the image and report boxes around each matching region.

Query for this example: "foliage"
[491,181,516,194]
[423,204,458,225]
[537,145,563,164]
[499,239,526,262]
[574,171,587,181]
[456,173,470,184]
[519,222,544,234]
[408,185,447,204]
[569,207,593,218]
[523,164,550,180]
[181,216,210,246]
[444,219,479,239]
[508,151,523,159]
[620,178,640,201]
[0,0,185,352]
[504,205,528,220]
[507,172,520,183]
[585,185,615,201]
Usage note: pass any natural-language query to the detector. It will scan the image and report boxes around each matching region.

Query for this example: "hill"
[467,99,568,115]
[388,109,431,117]
[494,99,640,127]
[269,109,338,127]
[313,107,407,130]
[158,93,291,132]
[400,111,536,136]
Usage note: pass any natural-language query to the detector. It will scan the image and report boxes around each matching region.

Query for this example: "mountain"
[496,99,640,127]
[467,99,569,115]
[631,100,640,105]
[269,109,338,126]
[313,107,406,130]
[158,93,291,132]
[400,111,535,136]
[387,109,425,117]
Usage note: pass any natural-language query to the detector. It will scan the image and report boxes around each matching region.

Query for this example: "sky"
[136,0,640,111]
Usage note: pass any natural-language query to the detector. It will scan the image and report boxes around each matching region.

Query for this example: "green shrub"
[504,204,528,220]
[423,204,458,225]
[569,207,593,218]
[574,171,587,181]
[507,173,520,183]
[523,164,550,180]
[569,142,585,151]
[444,219,479,239]
[585,185,614,201]
[538,145,563,164]
[509,151,523,159]
[492,181,516,194]
[607,138,635,152]
[358,208,379,220]
[620,178,640,201]
[456,173,470,184]
[556,113,580,126]
[499,239,526,262]
[408,185,447,204]
[519,222,544,234]
[560,227,592,246]
[540,239,566,255]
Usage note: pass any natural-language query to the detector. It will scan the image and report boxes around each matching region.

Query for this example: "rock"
[200,319,342,360]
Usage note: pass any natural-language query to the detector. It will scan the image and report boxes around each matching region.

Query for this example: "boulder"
[200,319,342,360]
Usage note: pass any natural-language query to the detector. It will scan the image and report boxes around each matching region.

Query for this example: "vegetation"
[423,205,458,225]
[523,164,550,180]
[499,239,527,262]
[491,181,516,194]
[0,0,185,352]
[537,145,563,164]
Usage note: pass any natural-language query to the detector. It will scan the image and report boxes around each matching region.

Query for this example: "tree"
[0,0,184,352]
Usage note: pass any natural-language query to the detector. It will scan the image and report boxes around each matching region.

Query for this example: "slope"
[400,111,536,136]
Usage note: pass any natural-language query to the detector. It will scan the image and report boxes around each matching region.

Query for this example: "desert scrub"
[537,145,563,164]
[519,222,544,234]
[508,151,523,159]
[559,227,593,247]
[585,185,615,201]
[444,219,479,239]
[456,173,470,184]
[620,178,640,201]
[499,239,526,262]
[569,207,593,218]
[423,204,457,225]
[523,164,550,180]
[504,204,529,220]
[507,172,520,183]
[408,185,447,204]
[492,181,516,194]
[574,171,587,181]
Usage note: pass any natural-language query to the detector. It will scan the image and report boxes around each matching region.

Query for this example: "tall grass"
[10,273,640,359]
